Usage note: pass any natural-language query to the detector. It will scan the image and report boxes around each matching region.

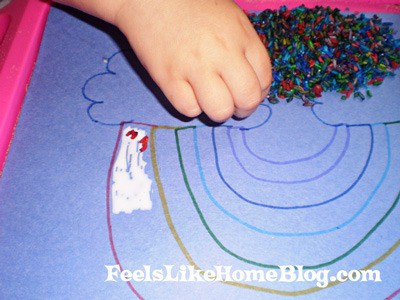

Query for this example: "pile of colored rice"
[247,6,400,105]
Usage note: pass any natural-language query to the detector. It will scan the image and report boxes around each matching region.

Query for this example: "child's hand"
[115,0,272,122]
[58,0,272,122]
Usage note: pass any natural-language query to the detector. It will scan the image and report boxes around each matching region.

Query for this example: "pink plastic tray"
[0,0,50,175]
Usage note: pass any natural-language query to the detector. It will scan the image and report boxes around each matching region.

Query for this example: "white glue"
[111,126,152,213]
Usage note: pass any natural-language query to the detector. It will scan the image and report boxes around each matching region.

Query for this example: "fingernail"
[261,87,270,99]
[234,106,257,119]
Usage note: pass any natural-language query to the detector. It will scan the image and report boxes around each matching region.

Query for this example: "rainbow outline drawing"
[82,49,400,298]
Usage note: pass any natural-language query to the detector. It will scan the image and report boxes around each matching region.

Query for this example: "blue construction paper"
[0,5,399,299]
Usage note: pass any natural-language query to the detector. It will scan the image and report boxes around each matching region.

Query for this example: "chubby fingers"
[154,41,272,122]
[162,79,202,118]
[245,38,273,101]
[188,67,235,123]
[217,53,262,119]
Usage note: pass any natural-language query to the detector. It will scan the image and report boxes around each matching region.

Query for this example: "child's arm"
[57,0,272,122]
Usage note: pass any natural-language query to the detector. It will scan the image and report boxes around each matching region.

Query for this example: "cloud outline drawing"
[82,49,163,126]
[82,50,129,126]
